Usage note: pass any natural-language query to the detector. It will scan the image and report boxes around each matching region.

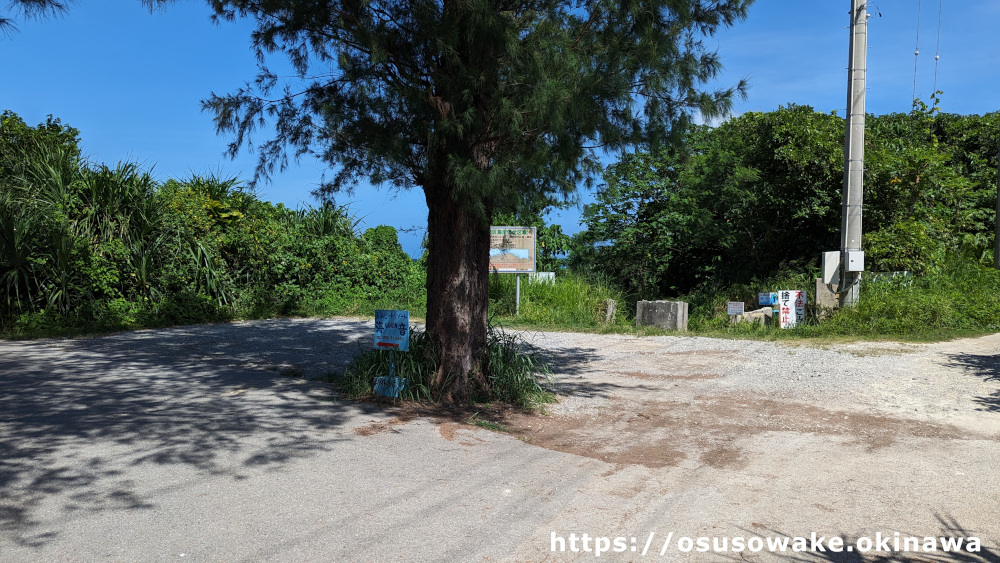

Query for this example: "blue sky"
[2,1,997,257]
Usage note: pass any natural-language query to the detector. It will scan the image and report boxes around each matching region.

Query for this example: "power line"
[912,0,922,102]
[933,0,942,93]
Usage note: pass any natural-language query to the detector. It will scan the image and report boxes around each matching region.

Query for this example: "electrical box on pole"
[822,251,840,284]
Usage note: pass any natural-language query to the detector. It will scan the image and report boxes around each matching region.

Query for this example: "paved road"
[2,319,999,562]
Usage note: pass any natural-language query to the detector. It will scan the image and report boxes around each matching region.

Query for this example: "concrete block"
[730,307,773,325]
[815,277,839,317]
[636,300,688,332]
[603,299,617,324]
[529,271,555,284]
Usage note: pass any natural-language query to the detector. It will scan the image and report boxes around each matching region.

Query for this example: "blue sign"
[374,310,410,351]
[374,376,406,398]
[758,292,778,306]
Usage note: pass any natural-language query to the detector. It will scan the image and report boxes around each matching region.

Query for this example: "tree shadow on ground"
[535,344,664,398]
[739,514,999,562]
[0,318,374,548]
[533,343,602,376]
[942,353,1000,413]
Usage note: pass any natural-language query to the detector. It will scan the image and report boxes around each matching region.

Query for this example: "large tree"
[200,0,752,400]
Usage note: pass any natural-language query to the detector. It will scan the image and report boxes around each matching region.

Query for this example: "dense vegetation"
[566,100,1000,338]
[0,111,423,335]
[576,100,1000,296]
[5,100,1000,379]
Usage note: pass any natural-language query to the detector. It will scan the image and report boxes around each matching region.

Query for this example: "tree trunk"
[423,182,491,403]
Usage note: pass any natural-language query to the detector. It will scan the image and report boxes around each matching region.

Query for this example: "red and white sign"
[778,290,806,329]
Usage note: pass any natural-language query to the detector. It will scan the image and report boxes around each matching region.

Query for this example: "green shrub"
[676,260,1000,339]
[337,323,555,408]
[864,220,945,274]
[1,112,427,335]
[819,262,1000,336]
[488,273,626,328]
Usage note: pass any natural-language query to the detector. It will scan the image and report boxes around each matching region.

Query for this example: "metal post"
[840,0,868,306]
[515,274,521,316]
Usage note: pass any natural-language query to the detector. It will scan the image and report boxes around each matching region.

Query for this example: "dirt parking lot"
[2,319,999,561]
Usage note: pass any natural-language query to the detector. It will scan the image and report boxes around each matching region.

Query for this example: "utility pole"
[839,0,868,306]
[995,133,1000,268]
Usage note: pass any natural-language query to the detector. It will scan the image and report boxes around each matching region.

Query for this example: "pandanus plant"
[0,197,41,317]
[77,162,157,245]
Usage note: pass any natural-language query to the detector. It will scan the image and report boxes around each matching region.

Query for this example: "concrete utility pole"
[839,0,868,306]
[995,135,1000,268]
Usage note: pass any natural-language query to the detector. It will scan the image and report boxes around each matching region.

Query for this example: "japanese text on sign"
[758,292,778,306]
[778,290,806,329]
[374,309,410,351]
[489,226,536,273]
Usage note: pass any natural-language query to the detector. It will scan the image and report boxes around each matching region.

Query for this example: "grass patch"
[674,262,1000,342]
[467,413,513,433]
[488,272,629,330]
[335,322,555,408]
[480,261,1000,344]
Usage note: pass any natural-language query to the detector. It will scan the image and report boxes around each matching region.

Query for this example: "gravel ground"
[2,318,999,561]
[522,330,999,431]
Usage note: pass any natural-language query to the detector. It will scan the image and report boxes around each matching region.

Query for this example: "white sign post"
[778,290,807,329]
[727,302,745,316]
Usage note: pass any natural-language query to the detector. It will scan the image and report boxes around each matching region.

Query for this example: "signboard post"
[373,310,410,398]
[488,227,536,273]
[489,227,536,315]
[777,290,807,329]
[374,309,409,351]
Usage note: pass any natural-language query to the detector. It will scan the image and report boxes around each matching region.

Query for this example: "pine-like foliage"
[0,0,67,34]
[199,0,753,398]
[203,0,752,214]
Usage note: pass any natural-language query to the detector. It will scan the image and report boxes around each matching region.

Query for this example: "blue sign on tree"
[374,310,410,352]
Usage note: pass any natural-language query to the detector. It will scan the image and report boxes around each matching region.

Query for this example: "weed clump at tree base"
[336,323,556,409]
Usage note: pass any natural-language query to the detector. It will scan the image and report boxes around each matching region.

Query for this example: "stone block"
[815,277,839,317]
[603,299,617,324]
[730,307,773,325]
[636,300,688,332]
[529,271,555,284]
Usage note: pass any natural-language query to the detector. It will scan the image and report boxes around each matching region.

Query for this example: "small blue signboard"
[758,292,778,306]
[374,310,410,352]
[374,376,406,398]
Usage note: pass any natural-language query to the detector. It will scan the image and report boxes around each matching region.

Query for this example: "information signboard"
[778,290,807,329]
[727,302,745,316]
[489,226,536,273]
[374,310,410,351]
[758,292,778,306]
